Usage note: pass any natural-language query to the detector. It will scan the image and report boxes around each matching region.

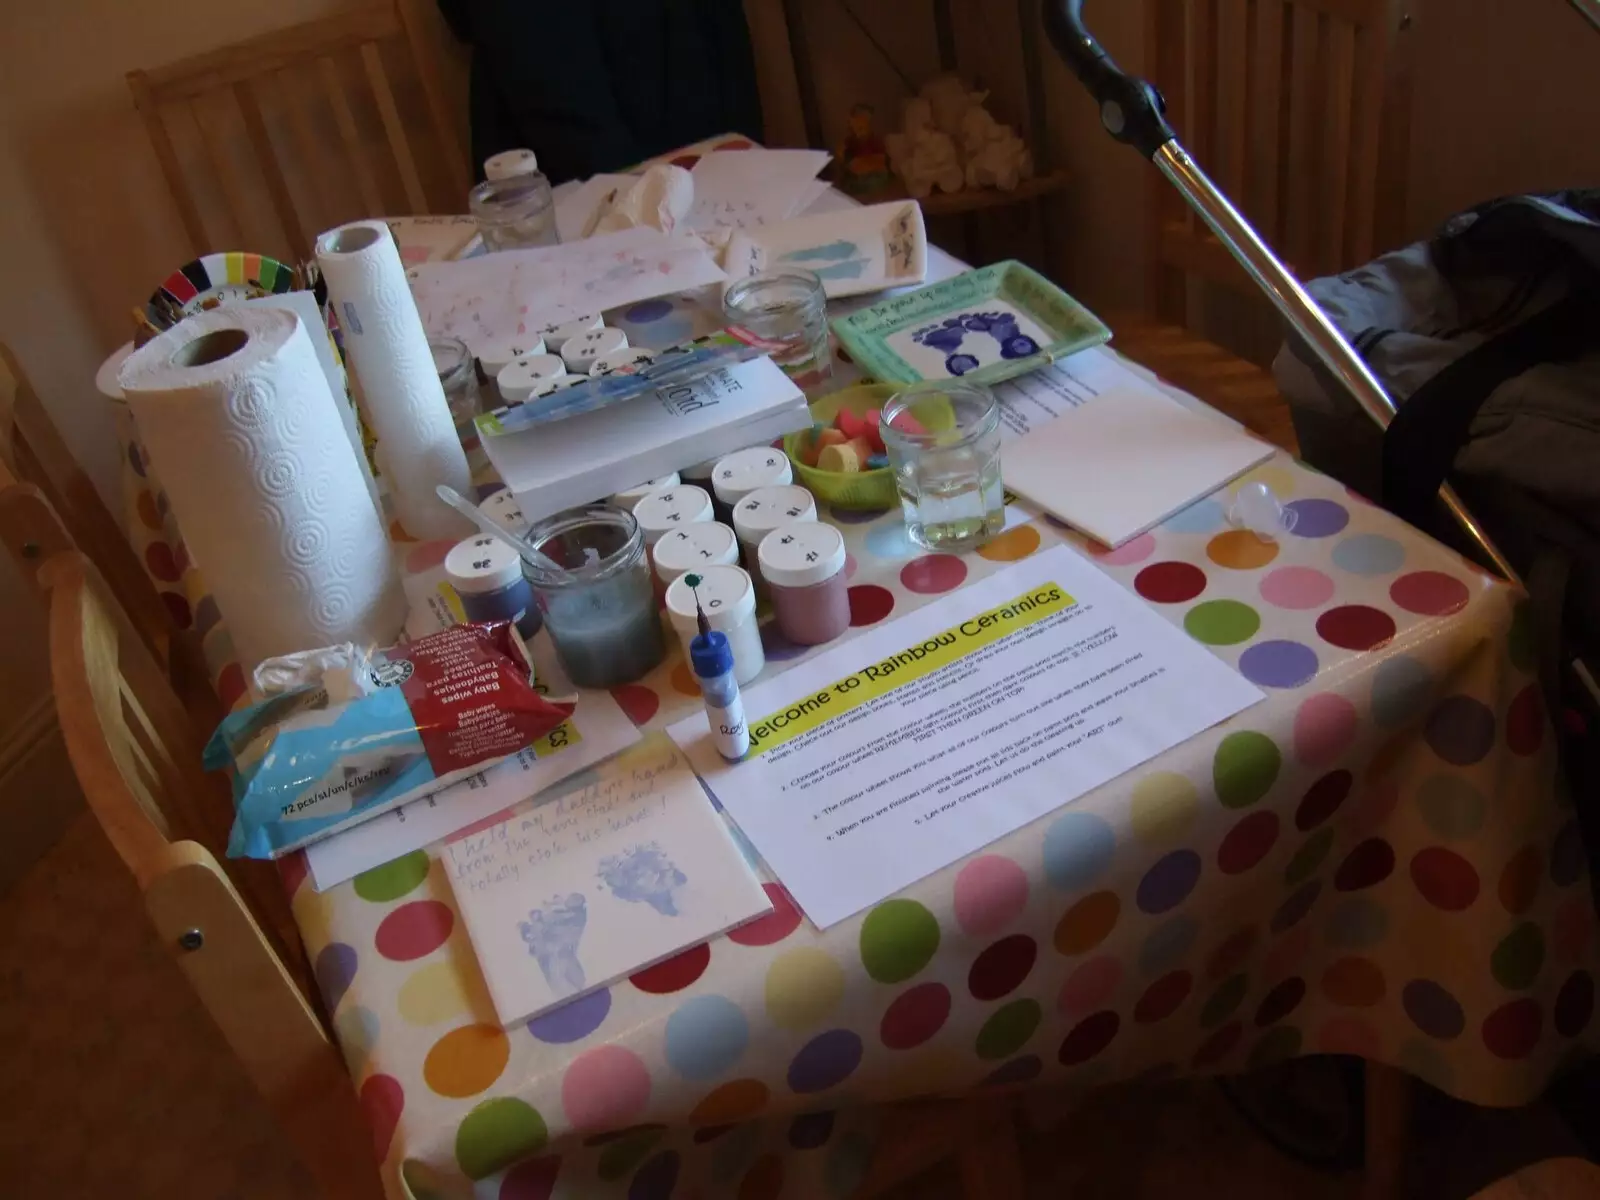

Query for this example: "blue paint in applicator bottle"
[686,574,750,760]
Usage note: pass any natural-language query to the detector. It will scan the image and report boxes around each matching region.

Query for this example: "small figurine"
[836,104,892,198]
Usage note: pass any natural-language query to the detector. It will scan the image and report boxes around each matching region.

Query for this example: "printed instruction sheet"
[668,546,1263,927]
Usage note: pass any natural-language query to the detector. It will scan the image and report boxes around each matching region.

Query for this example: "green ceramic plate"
[830,260,1111,386]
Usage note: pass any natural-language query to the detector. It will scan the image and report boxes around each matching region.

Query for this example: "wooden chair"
[1115,0,1420,453]
[127,0,469,264]
[0,342,173,670]
[44,551,384,1200]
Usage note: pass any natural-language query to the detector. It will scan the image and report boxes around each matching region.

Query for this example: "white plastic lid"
[532,374,584,397]
[561,326,628,373]
[497,354,567,401]
[484,149,539,181]
[759,522,847,589]
[611,473,681,510]
[445,534,525,594]
[733,485,818,545]
[653,521,739,580]
[480,490,531,537]
[590,346,656,375]
[632,484,714,545]
[478,334,546,376]
[542,313,603,349]
[665,564,756,634]
[712,446,792,505]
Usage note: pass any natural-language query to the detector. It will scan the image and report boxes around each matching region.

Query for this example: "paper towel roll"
[316,220,472,540]
[118,307,405,671]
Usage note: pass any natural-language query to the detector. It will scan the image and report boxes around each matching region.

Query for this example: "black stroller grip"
[1043,0,1176,158]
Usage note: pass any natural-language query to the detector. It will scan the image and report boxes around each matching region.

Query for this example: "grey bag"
[1273,191,1600,911]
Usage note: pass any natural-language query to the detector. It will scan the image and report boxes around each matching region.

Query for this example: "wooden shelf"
[912,169,1069,216]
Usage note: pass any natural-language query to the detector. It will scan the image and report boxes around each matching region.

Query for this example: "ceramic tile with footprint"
[888,302,1050,378]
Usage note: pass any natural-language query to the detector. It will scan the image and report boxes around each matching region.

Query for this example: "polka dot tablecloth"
[118,274,1594,1199]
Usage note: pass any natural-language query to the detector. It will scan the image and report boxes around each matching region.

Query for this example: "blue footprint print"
[598,842,688,916]
[519,893,588,995]
[912,311,1040,376]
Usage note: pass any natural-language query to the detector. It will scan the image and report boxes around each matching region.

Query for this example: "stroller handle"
[1043,1,1175,158]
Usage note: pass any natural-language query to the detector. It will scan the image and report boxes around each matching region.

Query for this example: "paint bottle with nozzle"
[686,574,749,761]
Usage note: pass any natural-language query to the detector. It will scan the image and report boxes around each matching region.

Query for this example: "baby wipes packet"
[208,621,576,859]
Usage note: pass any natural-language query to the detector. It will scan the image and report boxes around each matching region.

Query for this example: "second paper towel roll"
[316,220,472,540]
[119,306,405,671]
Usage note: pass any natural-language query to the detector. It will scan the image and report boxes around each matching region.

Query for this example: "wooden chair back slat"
[1146,0,1416,327]
[45,551,384,1199]
[127,0,467,261]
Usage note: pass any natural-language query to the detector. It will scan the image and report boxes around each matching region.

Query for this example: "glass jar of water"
[469,173,559,251]
[881,380,1004,552]
[722,269,833,394]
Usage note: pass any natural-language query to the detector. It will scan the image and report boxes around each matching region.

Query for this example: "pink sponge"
[835,407,868,442]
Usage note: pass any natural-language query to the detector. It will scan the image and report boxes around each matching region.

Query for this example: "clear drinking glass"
[523,505,665,688]
[469,174,559,251]
[881,380,1005,552]
[430,336,481,445]
[722,269,833,394]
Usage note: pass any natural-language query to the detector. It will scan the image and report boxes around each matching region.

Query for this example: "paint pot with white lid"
[497,354,566,403]
[665,565,764,684]
[445,533,541,638]
[732,484,817,596]
[542,314,603,352]
[484,149,540,181]
[478,334,546,385]
[711,446,792,523]
[652,521,739,590]
[611,473,681,510]
[480,489,531,538]
[632,485,714,547]
[561,327,627,374]
[759,522,850,646]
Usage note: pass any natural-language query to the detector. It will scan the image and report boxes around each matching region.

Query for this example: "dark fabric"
[436,0,764,184]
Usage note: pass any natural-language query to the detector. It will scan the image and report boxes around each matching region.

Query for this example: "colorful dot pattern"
[127,285,1587,1196]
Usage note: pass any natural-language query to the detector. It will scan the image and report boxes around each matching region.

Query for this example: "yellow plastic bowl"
[785,383,899,511]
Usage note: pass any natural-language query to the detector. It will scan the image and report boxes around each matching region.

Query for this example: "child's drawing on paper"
[598,842,688,916]
[519,893,588,994]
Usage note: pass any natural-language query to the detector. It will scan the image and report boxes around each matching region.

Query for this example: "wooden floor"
[3,813,1594,1199]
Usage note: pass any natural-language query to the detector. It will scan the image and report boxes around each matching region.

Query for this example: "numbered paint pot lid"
[497,354,566,401]
[477,333,545,377]
[632,485,714,545]
[541,313,603,349]
[712,446,792,504]
[445,534,524,594]
[653,521,739,578]
[758,522,847,589]
[733,485,818,545]
[480,490,531,537]
[665,564,756,633]
[561,326,628,373]
[611,473,681,510]
[591,346,656,375]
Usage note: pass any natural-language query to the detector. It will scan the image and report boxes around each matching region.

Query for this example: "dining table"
[110,141,1596,1200]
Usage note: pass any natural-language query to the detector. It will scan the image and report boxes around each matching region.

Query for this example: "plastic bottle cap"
[665,565,755,634]
[484,149,539,181]
[712,446,793,504]
[480,490,530,537]
[652,521,739,579]
[497,354,567,402]
[542,314,604,350]
[733,485,818,545]
[561,327,628,373]
[632,485,714,544]
[611,473,681,510]
[445,534,525,593]
[477,335,546,377]
[690,628,735,678]
[758,522,847,589]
